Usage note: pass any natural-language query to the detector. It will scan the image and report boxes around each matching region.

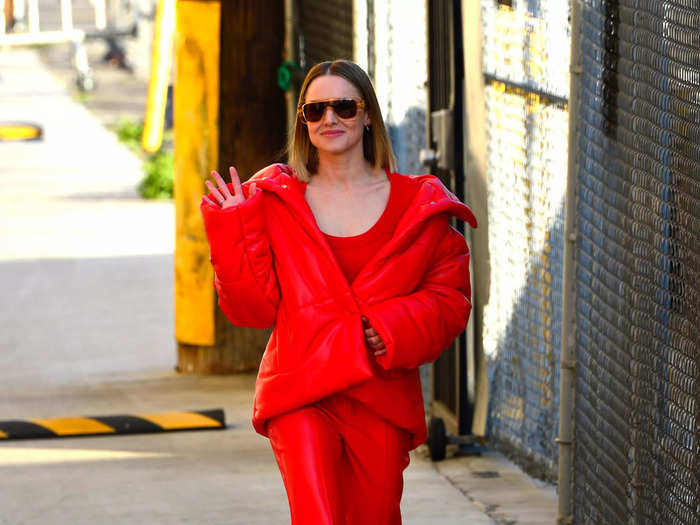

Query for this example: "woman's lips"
[321,130,344,136]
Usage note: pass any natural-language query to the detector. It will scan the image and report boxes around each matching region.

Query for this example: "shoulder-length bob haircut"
[286,60,396,182]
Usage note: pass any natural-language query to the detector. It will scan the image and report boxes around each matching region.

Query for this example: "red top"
[320,169,416,284]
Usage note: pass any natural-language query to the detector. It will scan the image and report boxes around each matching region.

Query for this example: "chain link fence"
[479,6,698,524]
[479,0,570,481]
[573,1,699,523]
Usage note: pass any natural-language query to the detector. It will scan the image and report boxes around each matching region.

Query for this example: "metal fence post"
[556,0,582,523]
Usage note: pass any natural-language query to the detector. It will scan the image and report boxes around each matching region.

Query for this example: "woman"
[200,60,477,525]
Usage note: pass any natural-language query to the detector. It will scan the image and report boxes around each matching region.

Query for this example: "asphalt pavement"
[0,41,556,525]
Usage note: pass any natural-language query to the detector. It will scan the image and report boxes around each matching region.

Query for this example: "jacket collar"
[248,163,477,232]
[247,163,477,292]
[248,164,341,266]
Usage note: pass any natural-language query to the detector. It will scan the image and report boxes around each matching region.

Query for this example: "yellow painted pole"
[142,0,175,153]
[173,0,220,349]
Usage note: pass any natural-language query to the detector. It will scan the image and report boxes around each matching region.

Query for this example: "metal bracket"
[419,147,439,168]
[430,108,455,171]
[561,359,576,370]
[557,514,574,525]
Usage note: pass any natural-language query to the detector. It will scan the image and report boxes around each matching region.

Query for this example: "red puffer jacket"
[200,163,477,450]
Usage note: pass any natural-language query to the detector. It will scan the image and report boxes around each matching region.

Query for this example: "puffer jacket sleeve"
[363,214,471,370]
[200,185,280,329]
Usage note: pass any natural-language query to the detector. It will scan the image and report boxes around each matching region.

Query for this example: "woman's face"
[303,74,370,158]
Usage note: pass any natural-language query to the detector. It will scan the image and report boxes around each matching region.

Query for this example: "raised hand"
[362,315,386,356]
[203,166,257,209]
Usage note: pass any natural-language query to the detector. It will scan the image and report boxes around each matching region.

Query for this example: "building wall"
[355,0,427,175]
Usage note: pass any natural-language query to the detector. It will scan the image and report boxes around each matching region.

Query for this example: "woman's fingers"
[360,316,386,353]
[230,166,244,199]
[206,166,242,203]
[204,167,253,208]
[202,195,217,207]
[205,179,225,204]
[212,170,233,199]
[371,341,386,351]
[364,332,384,351]
[367,337,384,349]
[362,318,383,345]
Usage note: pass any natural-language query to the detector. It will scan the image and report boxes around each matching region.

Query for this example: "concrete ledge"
[0,409,226,440]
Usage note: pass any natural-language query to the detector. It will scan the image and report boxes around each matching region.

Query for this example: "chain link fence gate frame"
[477,1,698,523]
[571,1,699,523]
[479,0,570,482]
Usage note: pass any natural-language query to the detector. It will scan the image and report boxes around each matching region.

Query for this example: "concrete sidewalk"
[0,46,555,524]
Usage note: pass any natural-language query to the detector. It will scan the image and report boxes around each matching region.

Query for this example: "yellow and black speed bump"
[0,409,225,440]
[0,121,43,142]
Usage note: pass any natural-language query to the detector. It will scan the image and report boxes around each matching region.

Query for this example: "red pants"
[266,393,412,525]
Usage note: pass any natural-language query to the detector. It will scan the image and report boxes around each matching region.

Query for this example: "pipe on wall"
[556,0,582,523]
[283,0,299,133]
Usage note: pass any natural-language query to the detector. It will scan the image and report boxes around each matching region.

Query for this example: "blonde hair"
[286,60,396,182]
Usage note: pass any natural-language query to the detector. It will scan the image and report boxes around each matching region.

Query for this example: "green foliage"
[72,90,93,103]
[111,117,174,199]
[139,149,174,199]
[114,117,144,153]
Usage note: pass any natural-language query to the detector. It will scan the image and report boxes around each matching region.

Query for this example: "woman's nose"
[321,105,338,122]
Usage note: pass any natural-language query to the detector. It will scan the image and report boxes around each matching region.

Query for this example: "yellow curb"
[140,412,222,430]
[0,123,42,141]
[29,417,116,436]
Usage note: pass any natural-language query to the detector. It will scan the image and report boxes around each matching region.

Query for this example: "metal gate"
[572,1,700,523]
[478,0,571,480]
[465,1,699,521]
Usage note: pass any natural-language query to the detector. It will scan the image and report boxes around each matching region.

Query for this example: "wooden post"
[218,0,286,179]
[174,0,285,374]
[213,0,286,372]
